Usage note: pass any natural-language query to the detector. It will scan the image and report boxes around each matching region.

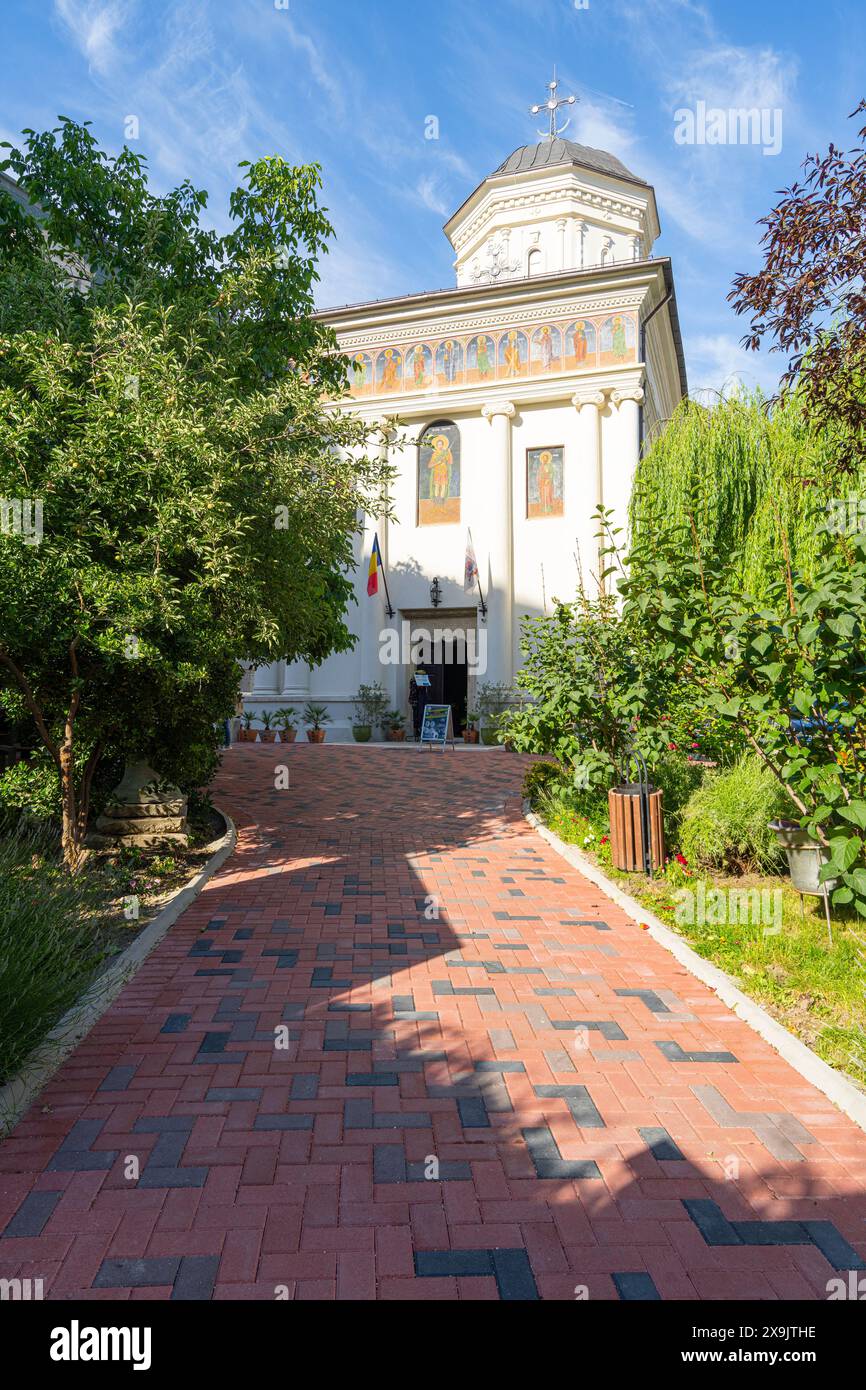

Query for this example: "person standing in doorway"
[409,664,431,740]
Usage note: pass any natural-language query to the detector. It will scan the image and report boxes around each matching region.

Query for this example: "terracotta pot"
[307,728,326,743]
[279,728,297,743]
[259,730,277,743]
[239,728,255,742]
[463,729,479,744]
[386,729,406,742]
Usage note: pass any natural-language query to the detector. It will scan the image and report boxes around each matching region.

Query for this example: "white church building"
[246,88,687,738]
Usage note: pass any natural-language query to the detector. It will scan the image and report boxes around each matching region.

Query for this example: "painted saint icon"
[599,313,636,364]
[418,419,461,526]
[565,320,597,368]
[527,446,564,519]
[377,347,403,391]
[435,339,463,386]
[530,324,562,373]
[408,344,433,390]
[350,352,372,394]
[499,329,528,378]
[467,334,495,382]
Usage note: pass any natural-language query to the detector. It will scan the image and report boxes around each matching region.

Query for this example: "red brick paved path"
[2,745,866,1300]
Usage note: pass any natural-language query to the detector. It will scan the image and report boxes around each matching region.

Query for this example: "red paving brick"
[2,743,866,1301]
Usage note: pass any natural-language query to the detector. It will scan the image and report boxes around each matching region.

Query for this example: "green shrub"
[680,756,788,873]
[0,828,108,1084]
[522,761,561,806]
[650,752,709,849]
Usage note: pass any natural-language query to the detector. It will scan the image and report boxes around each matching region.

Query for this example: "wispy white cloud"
[688,332,783,398]
[54,0,132,78]
[412,174,450,218]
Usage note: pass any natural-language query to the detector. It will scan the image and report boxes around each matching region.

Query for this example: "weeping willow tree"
[630,387,862,596]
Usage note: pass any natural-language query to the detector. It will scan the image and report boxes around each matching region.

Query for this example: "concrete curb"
[524,803,866,1135]
[0,809,237,1138]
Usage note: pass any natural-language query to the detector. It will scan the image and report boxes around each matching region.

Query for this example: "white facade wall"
[245,150,684,739]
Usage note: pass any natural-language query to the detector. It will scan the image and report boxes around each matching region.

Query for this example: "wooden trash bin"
[608,784,665,873]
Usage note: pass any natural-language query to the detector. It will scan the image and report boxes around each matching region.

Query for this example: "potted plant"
[477,681,512,746]
[258,709,277,743]
[352,682,388,742]
[769,819,838,896]
[239,710,255,742]
[463,711,480,744]
[303,702,331,743]
[383,709,406,742]
[273,707,298,743]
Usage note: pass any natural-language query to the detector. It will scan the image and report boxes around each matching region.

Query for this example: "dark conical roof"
[492,138,646,186]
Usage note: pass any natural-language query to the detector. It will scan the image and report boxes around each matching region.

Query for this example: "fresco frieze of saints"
[599,314,636,366]
[498,328,529,378]
[345,312,637,397]
[466,334,495,384]
[349,351,373,395]
[527,446,564,519]
[564,319,598,368]
[407,344,433,390]
[418,419,460,526]
[435,339,464,387]
[530,324,563,373]
[376,347,403,392]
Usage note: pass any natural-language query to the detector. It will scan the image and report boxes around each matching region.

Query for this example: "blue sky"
[2,0,864,395]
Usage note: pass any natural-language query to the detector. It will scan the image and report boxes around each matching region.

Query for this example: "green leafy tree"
[621,509,866,915]
[503,514,675,791]
[0,119,393,866]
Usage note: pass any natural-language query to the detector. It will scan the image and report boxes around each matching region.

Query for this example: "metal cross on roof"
[530,70,578,140]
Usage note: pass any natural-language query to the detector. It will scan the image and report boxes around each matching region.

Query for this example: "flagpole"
[381,566,395,619]
[466,527,487,617]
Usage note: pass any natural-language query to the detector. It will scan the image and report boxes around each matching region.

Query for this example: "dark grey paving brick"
[2,1190,62,1238]
[616,987,671,1014]
[171,1255,220,1301]
[535,1084,605,1129]
[639,1126,685,1160]
[656,1041,738,1064]
[94,1257,180,1289]
[523,1126,603,1179]
[550,1019,627,1041]
[613,1272,661,1301]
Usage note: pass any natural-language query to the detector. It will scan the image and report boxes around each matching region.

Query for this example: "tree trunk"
[59,720,83,871]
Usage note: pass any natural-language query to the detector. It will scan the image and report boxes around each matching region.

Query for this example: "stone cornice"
[452,184,650,256]
[337,291,644,353]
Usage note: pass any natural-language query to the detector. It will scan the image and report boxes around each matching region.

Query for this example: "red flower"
[675,852,688,866]
[668,742,677,750]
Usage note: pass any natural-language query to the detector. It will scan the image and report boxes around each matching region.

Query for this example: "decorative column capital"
[481,401,516,423]
[572,389,606,412]
[610,387,645,408]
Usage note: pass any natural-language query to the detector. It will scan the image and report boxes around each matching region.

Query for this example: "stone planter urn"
[89,761,188,851]
[480,726,500,746]
[352,725,372,742]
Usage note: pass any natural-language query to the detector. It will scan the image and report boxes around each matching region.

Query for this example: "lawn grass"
[539,797,866,1091]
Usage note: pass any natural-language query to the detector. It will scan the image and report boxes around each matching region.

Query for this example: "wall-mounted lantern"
[430,577,442,608]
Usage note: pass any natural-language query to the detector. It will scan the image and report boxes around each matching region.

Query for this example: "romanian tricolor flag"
[367,532,383,597]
